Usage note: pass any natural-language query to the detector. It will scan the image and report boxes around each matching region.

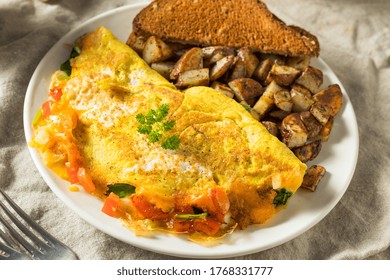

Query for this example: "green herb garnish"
[241,104,251,112]
[60,46,81,76]
[273,188,292,207]
[107,183,136,198]
[136,104,180,150]
[174,213,209,220]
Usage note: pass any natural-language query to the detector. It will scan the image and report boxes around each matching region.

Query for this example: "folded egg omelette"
[32,27,306,240]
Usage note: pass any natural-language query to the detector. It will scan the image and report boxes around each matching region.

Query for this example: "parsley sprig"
[136,104,180,150]
[273,188,292,207]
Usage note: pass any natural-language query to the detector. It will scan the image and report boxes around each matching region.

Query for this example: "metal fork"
[0,189,78,260]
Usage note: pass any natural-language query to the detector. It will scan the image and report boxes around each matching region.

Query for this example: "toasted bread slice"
[132,0,320,57]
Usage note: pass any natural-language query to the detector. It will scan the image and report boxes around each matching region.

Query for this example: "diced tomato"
[77,167,96,193]
[41,101,52,118]
[102,193,121,217]
[190,187,229,222]
[131,195,169,220]
[193,217,221,236]
[172,219,192,233]
[49,87,63,102]
[65,162,79,184]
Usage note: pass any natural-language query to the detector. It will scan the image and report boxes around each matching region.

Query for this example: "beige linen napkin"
[0,0,388,259]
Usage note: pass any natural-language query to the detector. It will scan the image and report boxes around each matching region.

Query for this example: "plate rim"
[23,1,359,259]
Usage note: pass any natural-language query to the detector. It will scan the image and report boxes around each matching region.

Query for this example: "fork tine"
[0,189,78,260]
[0,200,47,258]
[0,242,30,260]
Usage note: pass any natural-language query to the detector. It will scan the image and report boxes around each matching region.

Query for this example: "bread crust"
[133,0,320,57]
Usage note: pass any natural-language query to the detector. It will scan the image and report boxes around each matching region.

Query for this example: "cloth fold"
[0,0,389,260]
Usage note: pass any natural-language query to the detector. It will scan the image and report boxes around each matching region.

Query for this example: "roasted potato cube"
[285,56,311,71]
[295,66,323,93]
[228,78,263,106]
[260,53,286,65]
[281,113,308,148]
[211,81,235,98]
[268,64,301,86]
[150,61,176,80]
[310,84,342,125]
[176,68,210,88]
[142,36,174,64]
[170,47,203,80]
[274,89,293,112]
[290,84,314,112]
[313,117,333,142]
[126,32,147,55]
[293,141,322,163]
[228,57,247,81]
[299,111,322,140]
[253,81,282,118]
[203,47,235,66]
[210,55,235,81]
[261,121,279,137]
[253,58,273,83]
[237,47,259,77]
[268,109,289,120]
[301,165,326,192]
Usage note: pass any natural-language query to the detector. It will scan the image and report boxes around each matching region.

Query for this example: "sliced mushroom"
[301,165,326,192]
[210,55,235,81]
[280,113,308,148]
[253,81,283,118]
[295,66,323,94]
[274,89,293,112]
[293,141,322,163]
[170,47,203,80]
[142,36,174,64]
[228,78,263,106]
[176,68,210,88]
[290,84,314,112]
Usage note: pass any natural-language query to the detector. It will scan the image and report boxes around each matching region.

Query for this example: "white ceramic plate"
[23,2,359,259]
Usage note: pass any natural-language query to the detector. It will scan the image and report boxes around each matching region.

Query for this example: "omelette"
[31,27,306,240]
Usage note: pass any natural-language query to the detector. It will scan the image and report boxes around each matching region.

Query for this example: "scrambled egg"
[32,27,306,238]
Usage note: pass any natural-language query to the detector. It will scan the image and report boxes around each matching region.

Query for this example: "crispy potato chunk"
[211,81,235,98]
[127,32,147,55]
[176,68,210,88]
[228,78,263,106]
[237,47,259,77]
[210,55,235,81]
[293,141,322,163]
[253,81,282,118]
[170,47,203,80]
[274,89,293,112]
[285,56,311,71]
[150,61,176,79]
[261,121,279,137]
[253,58,273,84]
[142,36,173,64]
[299,111,322,140]
[295,66,323,93]
[291,84,314,112]
[310,85,342,125]
[268,64,301,86]
[301,165,326,192]
[281,113,308,148]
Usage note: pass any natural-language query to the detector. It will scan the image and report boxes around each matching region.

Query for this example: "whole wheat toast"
[133,0,320,57]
